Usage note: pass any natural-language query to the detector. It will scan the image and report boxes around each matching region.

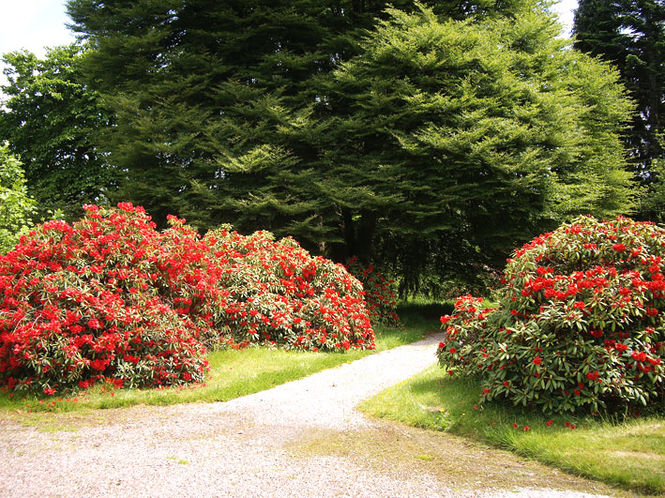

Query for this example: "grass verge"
[359,365,665,495]
[0,311,435,413]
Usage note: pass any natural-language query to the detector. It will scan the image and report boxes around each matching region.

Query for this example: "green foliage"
[640,158,665,222]
[573,0,665,172]
[0,45,115,220]
[438,216,665,414]
[325,5,635,280]
[0,143,35,253]
[63,0,637,291]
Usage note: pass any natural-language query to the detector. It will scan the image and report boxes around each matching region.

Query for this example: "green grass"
[360,365,665,495]
[0,311,436,413]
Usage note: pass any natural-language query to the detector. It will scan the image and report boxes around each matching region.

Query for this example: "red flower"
[532,356,543,365]
[586,371,599,381]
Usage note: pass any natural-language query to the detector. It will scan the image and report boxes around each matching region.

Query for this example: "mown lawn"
[0,309,436,413]
[360,365,665,495]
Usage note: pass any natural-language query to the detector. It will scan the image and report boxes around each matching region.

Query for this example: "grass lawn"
[359,365,665,495]
[0,308,436,413]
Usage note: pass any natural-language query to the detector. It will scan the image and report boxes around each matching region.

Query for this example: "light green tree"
[0,143,36,253]
[0,45,115,220]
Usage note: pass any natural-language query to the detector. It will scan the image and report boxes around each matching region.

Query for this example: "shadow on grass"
[397,301,454,321]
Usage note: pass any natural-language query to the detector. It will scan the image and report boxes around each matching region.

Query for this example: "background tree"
[0,143,35,253]
[64,0,636,293]
[65,0,533,229]
[0,45,115,220]
[573,0,665,173]
[235,6,635,288]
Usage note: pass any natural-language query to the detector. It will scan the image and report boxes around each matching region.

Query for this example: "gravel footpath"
[0,334,622,497]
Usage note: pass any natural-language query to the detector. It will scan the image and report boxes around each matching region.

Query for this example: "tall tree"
[198,4,636,285]
[315,5,635,281]
[65,0,533,228]
[0,45,115,220]
[573,0,665,171]
[66,0,636,290]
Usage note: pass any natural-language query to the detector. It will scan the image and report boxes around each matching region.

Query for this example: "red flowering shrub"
[202,228,375,351]
[0,204,210,395]
[344,257,400,326]
[437,216,665,414]
[0,203,374,395]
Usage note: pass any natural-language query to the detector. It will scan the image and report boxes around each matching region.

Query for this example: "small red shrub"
[0,204,209,395]
[202,227,375,351]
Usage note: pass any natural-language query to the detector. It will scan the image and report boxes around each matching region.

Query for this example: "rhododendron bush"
[0,204,211,395]
[344,257,400,326]
[0,204,374,395]
[437,216,664,414]
[201,226,374,351]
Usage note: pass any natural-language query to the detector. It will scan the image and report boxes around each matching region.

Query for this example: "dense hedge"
[438,216,664,414]
[0,204,374,395]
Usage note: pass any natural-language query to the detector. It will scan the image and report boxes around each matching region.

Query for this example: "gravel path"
[0,334,623,497]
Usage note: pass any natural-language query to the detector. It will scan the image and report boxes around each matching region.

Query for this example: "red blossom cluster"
[438,216,665,414]
[201,227,375,352]
[344,257,400,326]
[0,204,374,395]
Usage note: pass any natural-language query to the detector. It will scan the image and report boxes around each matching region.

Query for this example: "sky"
[0,0,578,85]
[0,1,76,59]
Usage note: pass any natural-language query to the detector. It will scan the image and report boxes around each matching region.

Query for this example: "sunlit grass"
[360,365,665,495]
[0,310,436,413]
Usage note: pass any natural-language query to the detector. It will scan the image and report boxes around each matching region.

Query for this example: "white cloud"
[0,0,75,57]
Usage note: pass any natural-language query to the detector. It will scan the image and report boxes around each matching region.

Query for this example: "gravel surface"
[0,334,623,497]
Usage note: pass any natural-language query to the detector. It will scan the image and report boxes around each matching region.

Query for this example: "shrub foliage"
[0,204,374,395]
[344,257,400,326]
[201,226,374,351]
[438,216,665,414]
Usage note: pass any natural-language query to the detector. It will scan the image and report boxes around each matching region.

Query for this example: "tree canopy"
[198,5,635,288]
[573,0,665,172]
[0,45,115,220]
[0,143,35,253]
[0,0,638,291]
